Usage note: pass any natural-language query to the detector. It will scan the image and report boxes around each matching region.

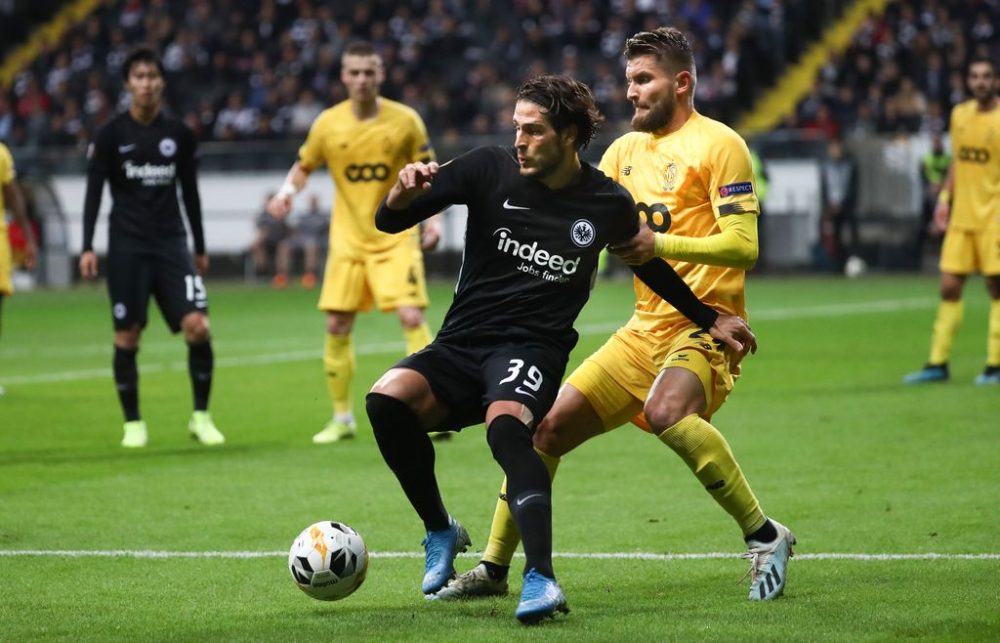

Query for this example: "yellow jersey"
[599,111,759,335]
[298,98,435,256]
[0,142,14,233]
[948,99,1000,231]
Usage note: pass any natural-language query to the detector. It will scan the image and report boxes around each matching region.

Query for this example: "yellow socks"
[929,300,964,365]
[657,414,766,536]
[403,323,432,355]
[323,334,354,417]
[988,300,1000,367]
[482,449,560,566]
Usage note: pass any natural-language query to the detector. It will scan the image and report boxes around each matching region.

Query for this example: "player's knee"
[114,326,142,350]
[486,414,532,462]
[532,416,567,457]
[182,314,211,343]
[397,306,424,329]
[643,397,698,434]
[325,313,354,335]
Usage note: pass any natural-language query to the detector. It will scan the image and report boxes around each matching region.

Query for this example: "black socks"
[187,341,214,411]
[113,345,140,421]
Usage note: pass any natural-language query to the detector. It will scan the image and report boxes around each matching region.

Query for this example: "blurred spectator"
[289,193,329,289]
[915,131,950,264]
[250,191,292,288]
[819,138,860,273]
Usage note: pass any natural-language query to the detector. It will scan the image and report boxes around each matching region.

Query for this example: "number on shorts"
[498,359,544,392]
[184,275,207,302]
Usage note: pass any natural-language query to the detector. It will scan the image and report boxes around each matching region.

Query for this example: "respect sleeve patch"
[719,182,754,197]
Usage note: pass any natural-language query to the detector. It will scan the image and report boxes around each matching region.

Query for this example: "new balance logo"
[706,479,726,490]
[503,198,530,210]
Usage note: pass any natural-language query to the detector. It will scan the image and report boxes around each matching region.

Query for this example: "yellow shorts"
[940,228,1000,276]
[0,231,12,296]
[565,324,738,433]
[318,242,429,313]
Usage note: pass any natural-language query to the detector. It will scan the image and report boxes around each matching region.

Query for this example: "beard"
[631,95,675,133]
[521,144,566,180]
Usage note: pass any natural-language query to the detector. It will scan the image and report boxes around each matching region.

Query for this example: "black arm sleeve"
[629,260,719,330]
[375,147,491,233]
[178,128,205,254]
[82,132,108,252]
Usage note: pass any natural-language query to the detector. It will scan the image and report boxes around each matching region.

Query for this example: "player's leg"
[180,311,223,445]
[646,339,793,600]
[906,230,972,383]
[107,247,151,447]
[0,294,4,395]
[366,359,469,595]
[315,251,368,442]
[370,243,433,355]
[977,272,1000,385]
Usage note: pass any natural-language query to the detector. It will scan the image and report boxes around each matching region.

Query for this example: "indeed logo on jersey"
[123,160,176,186]
[719,181,753,197]
[494,227,579,283]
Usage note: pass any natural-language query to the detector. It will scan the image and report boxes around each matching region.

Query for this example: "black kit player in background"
[365,75,756,624]
[79,48,224,449]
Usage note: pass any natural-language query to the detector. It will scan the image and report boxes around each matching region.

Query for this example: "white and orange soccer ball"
[288,521,369,601]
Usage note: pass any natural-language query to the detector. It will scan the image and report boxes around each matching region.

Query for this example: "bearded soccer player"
[366,75,754,623]
[0,142,39,396]
[80,48,222,447]
[268,41,444,443]
[904,55,1000,386]
[438,27,794,603]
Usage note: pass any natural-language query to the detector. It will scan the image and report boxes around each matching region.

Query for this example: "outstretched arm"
[268,162,311,219]
[611,215,758,269]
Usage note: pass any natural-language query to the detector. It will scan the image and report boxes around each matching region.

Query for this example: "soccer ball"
[288,521,369,601]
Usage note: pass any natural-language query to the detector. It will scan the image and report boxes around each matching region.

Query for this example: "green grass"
[1,275,998,641]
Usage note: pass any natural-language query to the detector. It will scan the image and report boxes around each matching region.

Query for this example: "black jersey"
[82,112,204,254]
[377,146,717,354]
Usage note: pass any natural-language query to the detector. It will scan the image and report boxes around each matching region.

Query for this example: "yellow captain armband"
[937,189,951,205]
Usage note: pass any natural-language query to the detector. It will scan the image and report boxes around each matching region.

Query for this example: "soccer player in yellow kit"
[0,142,39,397]
[436,27,794,603]
[269,42,442,442]
[904,56,1000,386]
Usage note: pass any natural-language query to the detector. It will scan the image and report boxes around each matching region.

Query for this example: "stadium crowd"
[780,0,1000,139]
[1,0,842,149]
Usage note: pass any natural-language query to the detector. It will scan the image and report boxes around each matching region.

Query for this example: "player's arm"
[643,214,759,269]
[80,130,110,278]
[932,161,955,234]
[268,161,312,219]
[1,177,37,270]
[178,128,207,273]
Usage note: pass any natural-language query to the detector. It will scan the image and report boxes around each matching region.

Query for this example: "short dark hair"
[343,41,377,58]
[968,55,996,73]
[122,47,165,80]
[624,27,696,74]
[516,75,603,150]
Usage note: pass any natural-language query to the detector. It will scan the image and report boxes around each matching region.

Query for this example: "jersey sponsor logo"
[118,144,137,154]
[123,160,176,186]
[570,219,596,248]
[719,181,753,197]
[493,227,580,282]
[636,202,671,232]
[345,163,390,182]
[502,198,530,210]
[958,146,990,163]
[159,138,177,157]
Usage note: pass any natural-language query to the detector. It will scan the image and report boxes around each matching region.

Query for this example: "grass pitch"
[1,275,998,641]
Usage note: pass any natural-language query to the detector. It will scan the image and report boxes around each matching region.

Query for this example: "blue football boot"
[421,517,471,595]
[515,568,569,624]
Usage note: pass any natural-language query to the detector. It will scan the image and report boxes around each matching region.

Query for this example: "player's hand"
[709,315,757,366]
[608,223,656,265]
[932,201,950,235]
[79,251,99,279]
[22,238,38,270]
[267,194,292,220]
[386,161,439,209]
[421,217,442,250]
[195,254,209,275]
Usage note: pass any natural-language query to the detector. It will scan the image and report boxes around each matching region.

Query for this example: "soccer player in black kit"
[79,48,223,448]
[366,75,755,624]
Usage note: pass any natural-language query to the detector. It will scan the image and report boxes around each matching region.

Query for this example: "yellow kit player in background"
[904,55,1000,386]
[435,28,793,603]
[268,41,443,442]
[0,142,39,397]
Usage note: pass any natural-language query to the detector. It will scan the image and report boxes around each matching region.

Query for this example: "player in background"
[268,41,444,444]
[0,142,39,396]
[904,56,1000,386]
[366,74,755,623]
[80,48,223,448]
[439,27,793,603]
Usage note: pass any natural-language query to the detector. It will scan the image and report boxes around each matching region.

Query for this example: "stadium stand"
[1,0,851,148]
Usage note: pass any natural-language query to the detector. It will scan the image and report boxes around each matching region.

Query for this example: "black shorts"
[395,338,569,433]
[106,239,208,333]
